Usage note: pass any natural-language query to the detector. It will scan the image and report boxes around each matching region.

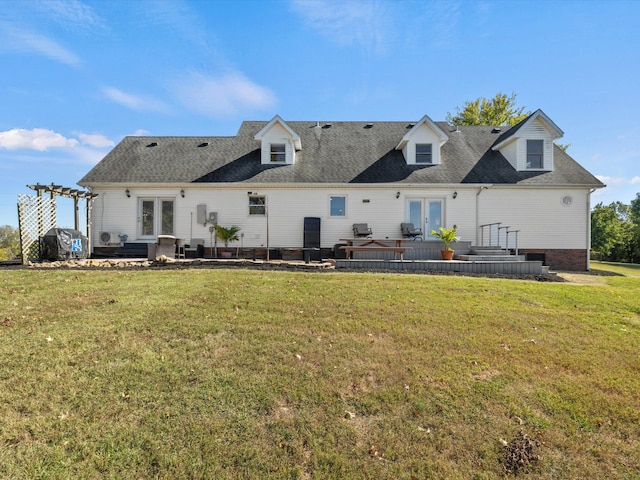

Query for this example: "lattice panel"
[17,194,56,264]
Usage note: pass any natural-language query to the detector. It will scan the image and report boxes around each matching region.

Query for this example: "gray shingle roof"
[78,120,603,187]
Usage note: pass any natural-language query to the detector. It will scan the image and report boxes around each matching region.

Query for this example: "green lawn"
[1,263,639,479]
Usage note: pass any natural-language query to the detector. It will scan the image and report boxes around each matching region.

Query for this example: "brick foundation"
[518,249,588,271]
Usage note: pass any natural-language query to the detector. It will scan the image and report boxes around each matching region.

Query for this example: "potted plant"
[215,225,241,258]
[430,226,459,260]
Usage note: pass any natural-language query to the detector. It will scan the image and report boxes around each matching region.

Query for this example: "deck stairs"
[457,246,550,274]
[457,246,525,262]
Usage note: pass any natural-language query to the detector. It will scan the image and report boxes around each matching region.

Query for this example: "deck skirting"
[334,259,544,275]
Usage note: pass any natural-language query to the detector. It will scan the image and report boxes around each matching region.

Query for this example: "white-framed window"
[270,143,286,163]
[249,195,266,215]
[416,143,433,164]
[526,140,544,169]
[329,195,346,217]
[138,197,175,238]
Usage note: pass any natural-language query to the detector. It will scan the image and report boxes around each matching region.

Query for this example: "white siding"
[478,187,589,249]
[501,141,518,169]
[92,190,141,242]
[444,189,477,243]
[90,185,591,251]
[91,187,464,249]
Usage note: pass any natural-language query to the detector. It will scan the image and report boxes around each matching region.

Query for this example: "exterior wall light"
[396,191,400,199]
[453,191,458,199]
[180,189,185,198]
[125,189,130,197]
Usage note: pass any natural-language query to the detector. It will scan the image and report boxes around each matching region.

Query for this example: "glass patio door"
[138,198,174,238]
[407,198,442,239]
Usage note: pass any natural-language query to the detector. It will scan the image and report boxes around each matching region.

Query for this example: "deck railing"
[479,222,519,253]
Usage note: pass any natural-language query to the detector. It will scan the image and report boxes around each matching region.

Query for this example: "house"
[78,110,604,271]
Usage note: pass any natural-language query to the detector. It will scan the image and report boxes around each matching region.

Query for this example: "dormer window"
[491,110,563,172]
[416,143,433,164]
[395,115,448,166]
[526,140,543,169]
[270,143,286,163]
[254,115,302,165]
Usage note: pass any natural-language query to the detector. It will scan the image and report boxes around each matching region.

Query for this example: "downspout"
[587,188,596,271]
[475,185,490,245]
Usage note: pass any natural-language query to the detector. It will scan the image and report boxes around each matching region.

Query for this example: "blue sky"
[1,0,639,229]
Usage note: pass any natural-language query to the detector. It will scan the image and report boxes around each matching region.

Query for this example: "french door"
[406,198,442,239]
[138,198,175,239]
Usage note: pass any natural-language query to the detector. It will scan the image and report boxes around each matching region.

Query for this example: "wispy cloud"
[0,128,113,167]
[130,129,151,137]
[70,145,111,166]
[34,0,104,30]
[0,23,80,66]
[0,128,79,151]
[102,87,169,113]
[76,132,115,148]
[140,0,210,51]
[430,0,462,47]
[591,177,640,205]
[171,71,277,117]
[595,175,640,187]
[289,0,393,54]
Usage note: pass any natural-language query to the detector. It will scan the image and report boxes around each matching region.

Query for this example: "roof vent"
[491,128,501,133]
[322,123,332,129]
[198,142,209,147]
[146,142,158,147]
[364,123,373,129]
[406,123,415,129]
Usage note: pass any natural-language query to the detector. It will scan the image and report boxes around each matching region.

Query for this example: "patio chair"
[185,238,205,258]
[352,223,373,238]
[400,223,423,240]
[187,238,205,249]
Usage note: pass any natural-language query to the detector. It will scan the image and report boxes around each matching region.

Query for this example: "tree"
[591,202,637,262]
[0,225,20,260]
[630,192,640,225]
[447,92,530,127]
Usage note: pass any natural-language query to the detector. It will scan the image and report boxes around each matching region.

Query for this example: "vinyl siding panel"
[90,186,474,249]
[501,141,518,169]
[478,187,589,249]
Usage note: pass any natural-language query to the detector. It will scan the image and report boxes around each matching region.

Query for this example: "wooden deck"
[334,241,546,274]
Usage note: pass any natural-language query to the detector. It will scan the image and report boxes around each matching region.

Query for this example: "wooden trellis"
[17,183,97,264]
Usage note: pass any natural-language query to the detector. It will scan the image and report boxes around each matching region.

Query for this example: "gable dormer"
[254,115,301,165]
[491,109,563,172]
[395,115,449,165]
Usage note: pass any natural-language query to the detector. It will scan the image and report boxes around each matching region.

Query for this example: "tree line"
[591,194,640,263]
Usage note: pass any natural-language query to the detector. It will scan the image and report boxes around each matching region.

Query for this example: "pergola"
[18,183,97,263]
